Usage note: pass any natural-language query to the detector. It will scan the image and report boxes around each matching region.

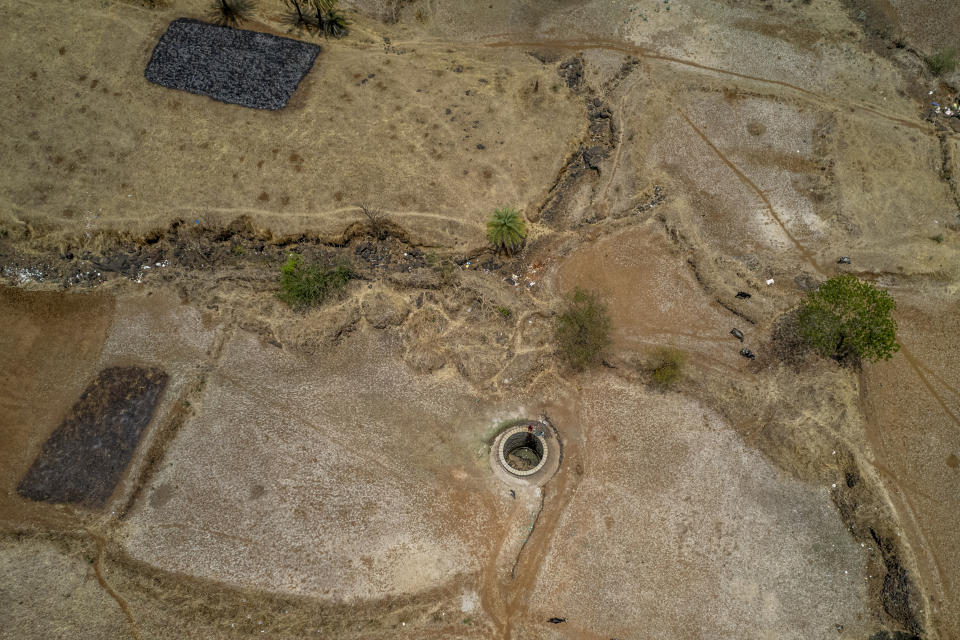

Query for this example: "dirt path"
[473,394,590,640]
[394,36,938,137]
[676,108,828,276]
[92,535,141,640]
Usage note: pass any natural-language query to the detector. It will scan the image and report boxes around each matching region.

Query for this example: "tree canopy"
[797,275,899,363]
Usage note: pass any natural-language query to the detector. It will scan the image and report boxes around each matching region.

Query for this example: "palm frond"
[486,207,527,254]
[208,0,255,27]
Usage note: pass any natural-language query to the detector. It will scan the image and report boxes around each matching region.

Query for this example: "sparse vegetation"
[926,48,957,76]
[497,305,512,319]
[426,251,458,286]
[649,347,686,388]
[486,207,527,255]
[282,0,312,33]
[278,253,351,309]
[555,288,611,371]
[797,275,899,363]
[232,244,246,255]
[360,203,388,240]
[283,0,348,38]
[208,0,256,27]
[931,233,944,244]
[310,0,349,38]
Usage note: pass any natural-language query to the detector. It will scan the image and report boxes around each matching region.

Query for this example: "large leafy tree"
[797,275,899,362]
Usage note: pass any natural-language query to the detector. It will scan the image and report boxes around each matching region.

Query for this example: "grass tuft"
[648,347,686,388]
[926,48,957,76]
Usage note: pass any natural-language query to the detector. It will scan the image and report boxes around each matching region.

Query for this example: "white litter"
[765,278,774,286]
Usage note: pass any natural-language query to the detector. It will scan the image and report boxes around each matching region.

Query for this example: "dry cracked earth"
[1,0,960,639]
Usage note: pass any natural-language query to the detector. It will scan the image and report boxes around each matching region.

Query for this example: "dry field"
[1,0,959,639]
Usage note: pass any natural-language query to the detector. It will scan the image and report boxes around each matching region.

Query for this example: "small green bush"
[486,207,527,254]
[278,253,351,308]
[497,305,512,319]
[931,233,944,244]
[926,48,958,76]
[555,288,611,371]
[649,347,686,388]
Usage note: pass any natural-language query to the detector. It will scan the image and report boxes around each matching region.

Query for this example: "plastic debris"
[837,256,851,264]
[765,278,774,286]
[740,348,756,359]
[730,328,744,341]
[735,291,751,299]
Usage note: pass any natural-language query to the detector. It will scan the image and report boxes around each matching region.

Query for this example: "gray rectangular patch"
[145,18,320,110]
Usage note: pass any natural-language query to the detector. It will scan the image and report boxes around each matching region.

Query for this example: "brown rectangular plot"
[18,367,168,508]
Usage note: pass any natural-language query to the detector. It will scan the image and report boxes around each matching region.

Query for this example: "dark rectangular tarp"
[145,18,320,110]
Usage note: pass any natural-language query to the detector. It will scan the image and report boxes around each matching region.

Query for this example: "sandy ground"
[2,0,960,638]
[861,292,960,636]
[0,0,581,248]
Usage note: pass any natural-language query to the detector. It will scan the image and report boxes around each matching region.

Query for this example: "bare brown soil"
[2,0,960,639]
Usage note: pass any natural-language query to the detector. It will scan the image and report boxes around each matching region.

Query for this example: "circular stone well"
[489,421,560,487]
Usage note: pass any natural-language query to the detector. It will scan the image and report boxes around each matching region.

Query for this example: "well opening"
[497,425,548,477]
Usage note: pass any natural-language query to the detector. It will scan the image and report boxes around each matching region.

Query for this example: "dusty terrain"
[1,0,959,638]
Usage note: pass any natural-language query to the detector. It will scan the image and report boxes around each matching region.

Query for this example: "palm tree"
[282,0,312,33]
[309,0,349,38]
[208,0,255,27]
[486,207,527,255]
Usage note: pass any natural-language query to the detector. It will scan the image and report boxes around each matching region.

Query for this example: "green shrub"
[926,48,958,76]
[931,233,944,244]
[497,305,512,319]
[555,288,611,371]
[649,347,686,388]
[486,207,527,254]
[278,253,351,308]
[797,274,899,363]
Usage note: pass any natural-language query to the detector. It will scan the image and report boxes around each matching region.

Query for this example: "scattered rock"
[794,273,819,291]
[405,346,448,374]
[730,328,744,341]
[558,57,583,89]
[361,290,410,328]
[740,348,756,359]
[583,145,609,172]
[496,352,543,388]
